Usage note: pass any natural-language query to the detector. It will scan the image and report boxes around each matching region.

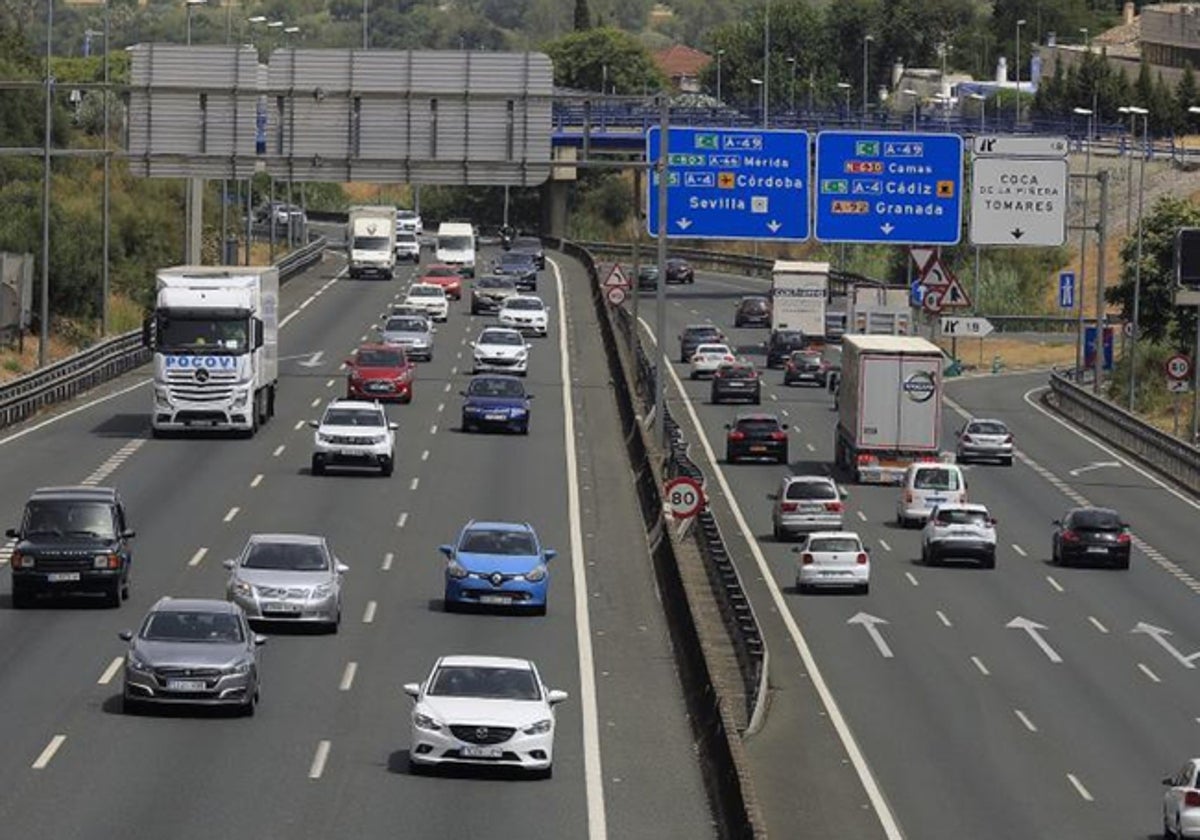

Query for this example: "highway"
[0,250,713,839]
[641,266,1200,839]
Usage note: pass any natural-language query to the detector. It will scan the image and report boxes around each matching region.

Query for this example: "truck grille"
[166,368,238,402]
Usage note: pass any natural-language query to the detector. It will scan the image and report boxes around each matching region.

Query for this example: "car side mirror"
[438,544,454,558]
[4,528,16,539]
[547,689,569,705]
[1121,522,1130,529]
[839,488,849,500]
[527,394,536,399]
[766,493,778,500]
[388,422,399,430]
[1052,519,1062,526]
[863,546,872,553]
[524,344,532,350]
[308,420,319,428]
[118,630,133,642]
[1164,777,1175,786]
[222,559,236,570]
[432,327,438,334]
[345,358,356,367]
[781,423,790,430]
[458,391,467,397]
[468,341,475,348]
[989,518,998,526]
[544,549,558,561]
[336,562,349,574]
[724,423,732,430]
[253,634,268,646]
[121,529,136,539]
[403,682,421,699]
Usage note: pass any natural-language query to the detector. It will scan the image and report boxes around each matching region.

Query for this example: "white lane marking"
[250,474,263,488]
[1014,709,1038,733]
[382,552,394,571]
[0,539,14,566]
[781,409,789,417]
[637,315,902,839]
[325,379,335,388]
[1067,773,1094,802]
[308,740,331,780]
[936,610,952,627]
[856,510,867,522]
[1138,662,1162,683]
[82,439,146,485]
[549,256,607,839]
[32,735,66,769]
[1046,576,1064,593]
[429,424,438,435]
[443,383,451,393]
[878,539,892,552]
[273,445,285,457]
[396,512,408,529]
[436,402,445,413]
[98,657,123,685]
[805,442,815,452]
[339,662,357,692]
[1011,544,1027,557]
[409,477,419,491]
[971,656,990,676]
[421,450,429,461]
[451,365,458,375]
[1089,616,1109,634]
[310,398,321,408]
[279,270,343,329]
[188,547,208,568]
[770,393,778,401]
[294,420,306,430]
[362,601,377,623]
[905,571,919,587]
[223,507,240,523]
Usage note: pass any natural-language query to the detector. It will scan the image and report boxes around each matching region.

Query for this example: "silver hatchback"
[955,418,1014,465]
[224,534,348,631]
[376,315,435,362]
[771,475,846,540]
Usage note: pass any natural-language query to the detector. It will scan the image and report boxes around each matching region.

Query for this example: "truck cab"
[348,206,397,280]
[436,222,476,277]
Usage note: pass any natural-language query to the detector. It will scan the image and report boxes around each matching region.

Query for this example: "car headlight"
[414,711,442,732]
[317,432,334,443]
[154,388,172,408]
[524,565,547,582]
[370,435,387,445]
[228,659,253,675]
[93,553,120,569]
[446,560,469,579]
[510,407,527,416]
[516,350,528,359]
[523,718,552,735]
[232,580,255,598]
[312,582,335,598]
[232,389,250,407]
[126,652,153,673]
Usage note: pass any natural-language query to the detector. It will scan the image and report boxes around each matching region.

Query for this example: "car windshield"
[808,537,861,553]
[1071,509,1123,531]
[353,236,391,251]
[438,235,473,251]
[324,408,384,427]
[243,541,329,571]
[936,509,989,526]
[720,365,755,377]
[468,378,526,398]
[696,344,730,355]
[736,419,781,434]
[668,259,688,267]
[22,500,115,538]
[514,237,541,250]
[790,352,820,365]
[478,277,514,289]
[498,254,532,266]
[505,299,543,311]
[156,314,248,353]
[429,665,540,700]
[686,328,721,340]
[409,287,442,298]
[397,233,417,243]
[913,468,960,491]
[142,610,243,643]
[968,421,1008,435]
[774,331,805,345]
[425,266,458,277]
[397,211,417,220]
[740,299,768,311]
[357,348,405,367]
[480,331,523,346]
[460,528,537,555]
[785,481,836,500]
[385,318,426,333]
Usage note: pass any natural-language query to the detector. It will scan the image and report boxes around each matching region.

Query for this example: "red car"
[420,263,464,300]
[345,344,415,403]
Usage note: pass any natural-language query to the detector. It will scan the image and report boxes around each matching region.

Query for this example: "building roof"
[653,44,712,80]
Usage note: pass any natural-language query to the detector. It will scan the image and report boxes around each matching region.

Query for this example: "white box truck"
[347,205,397,280]
[848,285,913,335]
[834,335,944,484]
[144,266,279,437]
[436,221,476,277]
[771,260,829,339]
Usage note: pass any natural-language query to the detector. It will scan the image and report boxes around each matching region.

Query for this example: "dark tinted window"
[772,331,805,345]
[1070,509,1123,531]
[478,277,515,289]
[425,266,459,277]
[324,408,384,427]
[685,327,722,340]
[244,541,329,571]
[719,364,755,378]
[967,421,1008,435]
[467,378,526,398]
[739,298,769,312]
[736,418,782,433]
[429,666,539,700]
[460,528,537,555]
[143,610,243,642]
[385,318,426,332]
[785,481,837,500]
[23,500,116,538]
[808,537,861,553]
[936,509,989,526]
[357,349,404,367]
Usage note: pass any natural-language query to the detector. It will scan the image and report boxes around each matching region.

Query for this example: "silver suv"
[771,475,846,540]
[310,399,397,476]
[920,503,997,567]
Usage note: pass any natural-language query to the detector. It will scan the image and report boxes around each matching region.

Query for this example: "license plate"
[166,680,206,691]
[485,413,506,421]
[461,745,503,758]
[800,504,824,512]
[1087,547,1108,554]
[264,602,293,612]
[479,594,510,605]
[367,383,389,391]
[47,572,80,582]
[750,445,767,452]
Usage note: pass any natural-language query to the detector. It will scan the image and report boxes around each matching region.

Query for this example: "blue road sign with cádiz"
[645,126,809,241]
[814,131,964,245]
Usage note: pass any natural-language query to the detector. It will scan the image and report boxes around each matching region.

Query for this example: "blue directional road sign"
[1059,271,1075,309]
[646,127,809,241]
[814,131,964,245]
[1084,325,1114,371]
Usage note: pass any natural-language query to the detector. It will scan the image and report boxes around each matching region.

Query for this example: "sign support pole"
[1193,308,1200,442]
[1093,170,1109,394]
[631,169,641,363]
[654,96,669,449]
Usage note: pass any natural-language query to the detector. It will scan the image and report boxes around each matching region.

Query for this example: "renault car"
[439,520,556,613]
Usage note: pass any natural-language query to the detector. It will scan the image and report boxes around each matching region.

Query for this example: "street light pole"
[903,88,918,131]
[362,0,369,49]
[1073,106,1094,376]
[763,0,771,127]
[1119,105,1135,233]
[862,34,874,122]
[837,81,851,121]
[1127,105,1149,410]
[751,78,765,126]
[1015,19,1026,126]
[40,0,53,367]
[716,50,724,103]
[787,56,797,115]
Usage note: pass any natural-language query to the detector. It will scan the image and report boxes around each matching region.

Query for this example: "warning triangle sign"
[910,246,937,277]
[603,263,630,289]
[939,274,972,309]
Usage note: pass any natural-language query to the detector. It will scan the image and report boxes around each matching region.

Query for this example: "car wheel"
[381,460,394,477]
[778,450,788,465]
[795,580,807,594]
[920,544,929,565]
[121,577,130,601]
[1003,456,1014,467]
[105,580,122,608]
[710,393,720,405]
[1165,816,1178,840]
[242,689,258,717]
[1117,556,1131,570]
[859,583,870,595]
[689,371,698,380]
[531,602,547,616]
[725,451,736,464]
[123,695,145,716]
[520,424,530,436]
[896,513,907,528]
[753,394,761,405]
[311,456,324,476]
[11,583,30,610]
[443,598,458,614]
[773,522,785,541]
[532,765,553,780]
[981,553,996,569]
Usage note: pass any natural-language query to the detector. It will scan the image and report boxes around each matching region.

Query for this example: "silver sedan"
[224,533,348,631]
[376,315,435,362]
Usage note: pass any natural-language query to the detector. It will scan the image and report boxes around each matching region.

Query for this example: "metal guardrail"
[0,235,327,431]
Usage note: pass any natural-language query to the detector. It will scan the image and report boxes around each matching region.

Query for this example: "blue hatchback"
[460,375,533,434]
[440,521,556,614]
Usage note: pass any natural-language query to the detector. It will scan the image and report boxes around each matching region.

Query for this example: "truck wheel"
[256,390,269,427]
[267,385,276,418]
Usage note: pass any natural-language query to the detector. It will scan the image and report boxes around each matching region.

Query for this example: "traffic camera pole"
[654,97,670,449]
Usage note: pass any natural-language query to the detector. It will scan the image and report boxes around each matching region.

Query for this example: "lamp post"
[284,26,300,46]
[862,34,874,122]
[185,0,206,46]
[1118,105,1137,233]
[1125,104,1149,410]
[763,0,771,127]
[1073,105,1094,376]
[750,78,765,126]
[1015,18,1026,125]
[1188,105,1200,166]
[1080,27,1089,48]
[902,88,919,131]
[787,56,797,115]
[362,0,369,49]
[968,92,986,133]
[716,49,725,103]
[836,81,851,120]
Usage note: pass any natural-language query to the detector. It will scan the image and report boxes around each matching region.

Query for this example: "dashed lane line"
[188,547,208,568]
[339,663,357,692]
[250,474,263,488]
[223,507,240,523]
[1014,709,1038,733]
[936,610,952,627]
[1138,663,1162,683]
[971,656,990,676]
[382,552,394,571]
[362,601,377,624]
[1046,576,1064,593]
[308,741,331,780]
[97,657,123,685]
[32,735,66,770]
[1088,616,1109,634]
[1066,773,1094,802]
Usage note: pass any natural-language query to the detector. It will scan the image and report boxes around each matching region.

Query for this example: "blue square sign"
[645,127,809,241]
[814,131,964,245]
[1059,271,1075,309]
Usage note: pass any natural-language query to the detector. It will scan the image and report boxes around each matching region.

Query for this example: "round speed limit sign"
[664,476,705,519]
[1166,353,1192,381]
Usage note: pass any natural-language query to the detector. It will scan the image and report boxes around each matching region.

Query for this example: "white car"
[498,296,550,337]
[793,531,870,594]
[309,399,396,477]
[1163,759,1200,839]
[471,327,530,376]
[771,475,846,540]
[396,208,423,236]
[689,343,735,379]
[920,503,997,568]
[404,283,449,322]
[395,231,420,263]
[896,462,968,527]
[405,654,568,778]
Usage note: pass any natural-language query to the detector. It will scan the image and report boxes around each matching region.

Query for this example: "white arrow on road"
[1007,617,1062,663]
[1067,460,1121,477]
[675,218,693,230]
[298,350,325,368]
[1132,622,1200,669]
[767,220,782,233]
[848,613,894,658]
[880,223,895,235]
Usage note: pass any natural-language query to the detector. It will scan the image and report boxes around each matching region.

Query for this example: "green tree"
[574,0,591,32]
[1177,63,1198,133]
[542,27,665,93]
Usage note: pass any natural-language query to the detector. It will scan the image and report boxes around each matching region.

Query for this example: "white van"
[435,222,476,277]
[896,462,967,527]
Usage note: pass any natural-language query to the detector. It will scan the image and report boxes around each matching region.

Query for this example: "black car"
[734,296,772,328]
[725,414,789,464]
[711,362,762,404]
[637,264,659,290]
[666,258,695,284]
[470,275,519,315]
[7,486,135,608]
[766,329,808,368]
[783,350,826,387]
[1052,507,1132,568]
[679,324,726,363]
[510,236,545,269]
[492,252,539,291]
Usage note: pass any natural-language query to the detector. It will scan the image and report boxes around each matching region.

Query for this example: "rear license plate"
[461,745,503,758]
[479,594,510,605]
[1087,547,1108,554]
[800,504,825,513]
[47,572,80,582]
[166,680,206,692]
[750,445,767,452]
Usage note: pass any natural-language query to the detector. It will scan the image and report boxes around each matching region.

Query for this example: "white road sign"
[972,135,1069,158]
[939,316,994,337]
[970,157,1069,246]
[603,263,630,289]
[605,286,627,306]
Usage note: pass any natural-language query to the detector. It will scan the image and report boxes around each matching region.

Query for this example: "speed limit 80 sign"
[664,476,705,520]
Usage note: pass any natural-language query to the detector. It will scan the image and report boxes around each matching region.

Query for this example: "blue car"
[492,252,539,291]
[460,375,533,434]
[440,521,557,614]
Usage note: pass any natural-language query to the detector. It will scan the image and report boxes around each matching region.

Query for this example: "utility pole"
[39,0,54,367]
[654,97,670,448]
[102,0,111,335]
[1093,170,1109,393]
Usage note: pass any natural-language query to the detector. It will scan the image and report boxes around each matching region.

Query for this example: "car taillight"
[1117,531,1132,544]
[825,501,844,512]
[800,553,814,565]
[728,431,745,441]
[1186,791,1200,807]
[786,361,796,370]
[724,355,734,361]
[769,431,787,441]
[1061,529,1079,542]
[961,434,974,443]
[780,502,798,512]
[856,552,868,565]
[904,491,914,504]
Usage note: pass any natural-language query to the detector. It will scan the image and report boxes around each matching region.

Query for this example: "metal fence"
[0,234,327,431]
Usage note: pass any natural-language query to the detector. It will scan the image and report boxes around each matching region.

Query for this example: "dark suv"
[734,296,772,328]
[666,258,695,284]
[766,329,808,368]
[7,486,135,608]
[679,324,726,363]
[724,414,789,464]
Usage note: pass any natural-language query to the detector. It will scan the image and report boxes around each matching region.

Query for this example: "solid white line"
[421,450,429,461]
[971,656,990,676]
[1014,709,1038,733]
[0,378,152,448]
[1067,773,1094,802]
[273,445,285,457]
[936,610,952,627]
[550,256,607,839]
[1046,575,1064,593]
[905,571,919,587]
[188,547,208,567]
[1011,544,1027,557]
[32,735,66,769]
[1088,615,1109,634]
[382,552,394,571]
[97,657,123,685]
[362,601,377,623]
[223,507,239,523]
[308,740,331,779]
[396,512,408,529]
[1139,662,1162,683]
[339,662,357,691]
[250,474,263,488]
[878,539,892,552]
[637,315,902,839]
[409,477,419,491]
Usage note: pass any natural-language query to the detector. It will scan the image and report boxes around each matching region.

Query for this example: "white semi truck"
[847,285,913,335]
[770,260,829,339]
[144,266,279,437]
[833,335,944,484]
[347,205,397,280]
